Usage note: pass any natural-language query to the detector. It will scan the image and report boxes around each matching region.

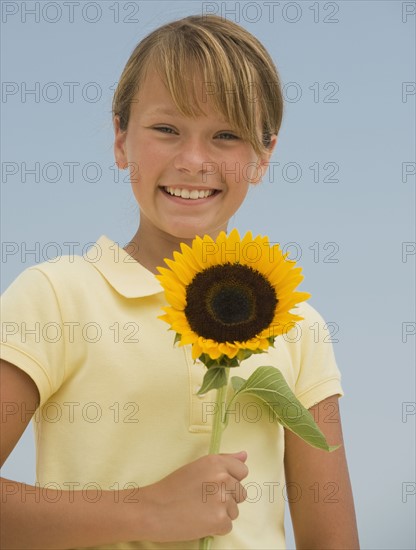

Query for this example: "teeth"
[164,187,215,200]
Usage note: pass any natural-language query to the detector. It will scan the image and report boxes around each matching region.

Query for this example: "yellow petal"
[164,290,185,310]
[157,229,311,363]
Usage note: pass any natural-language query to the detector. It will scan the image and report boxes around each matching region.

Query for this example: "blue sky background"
[1,1,415,548]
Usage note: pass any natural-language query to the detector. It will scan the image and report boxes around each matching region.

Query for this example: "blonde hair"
[112,15,283,156]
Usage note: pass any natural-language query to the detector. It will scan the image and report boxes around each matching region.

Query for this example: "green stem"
[208,369,229,454]
[199,535,214,550]
[198,367,230,550]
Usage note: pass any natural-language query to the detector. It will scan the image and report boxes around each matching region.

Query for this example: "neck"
[123,229,189,274]
[123,220,227,274]
[124,215,227,275]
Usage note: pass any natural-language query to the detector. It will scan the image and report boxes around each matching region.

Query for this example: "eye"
[153,126,177,134]
[216,132,240,140]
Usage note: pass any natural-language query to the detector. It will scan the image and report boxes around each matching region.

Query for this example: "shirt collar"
[87,235,164,298]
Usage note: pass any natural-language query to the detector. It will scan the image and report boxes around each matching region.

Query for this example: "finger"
[220,479,246,504]
[235,482,247,504]
[224,458,249,482]
[223,450,247,463]
[227,499,239,521]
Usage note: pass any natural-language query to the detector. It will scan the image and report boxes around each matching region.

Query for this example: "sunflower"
[156,229,310,364]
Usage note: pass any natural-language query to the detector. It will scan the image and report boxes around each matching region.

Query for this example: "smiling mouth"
[162,187,219,200]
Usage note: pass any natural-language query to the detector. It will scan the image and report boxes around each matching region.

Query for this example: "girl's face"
[114,68,276,242]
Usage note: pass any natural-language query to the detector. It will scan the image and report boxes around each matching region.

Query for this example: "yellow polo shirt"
[1,235,343,550]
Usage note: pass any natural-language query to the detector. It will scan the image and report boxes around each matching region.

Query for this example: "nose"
[173,136,213,176]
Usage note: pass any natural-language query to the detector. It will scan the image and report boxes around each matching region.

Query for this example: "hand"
[139,451,249,543]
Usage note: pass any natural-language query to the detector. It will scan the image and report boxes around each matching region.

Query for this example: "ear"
[113,115,129,169]
[251,134,278,185]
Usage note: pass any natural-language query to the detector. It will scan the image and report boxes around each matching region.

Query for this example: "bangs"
[145,33,260,150]
[113,15,283,156]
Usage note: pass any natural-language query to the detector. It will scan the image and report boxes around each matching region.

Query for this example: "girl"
[0,14,359,550]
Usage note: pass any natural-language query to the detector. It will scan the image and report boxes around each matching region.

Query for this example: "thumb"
[228,450,248,462]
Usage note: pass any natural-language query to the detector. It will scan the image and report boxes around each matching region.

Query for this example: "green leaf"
[197,367,228,395]
[236,348,268,362]
[229,366,340,452]
[198,353,240,369]
[174,333,181,345]
[199,354,217,368]
[231,376,246,392]
[236,348,255,361]
[224,357,240,368]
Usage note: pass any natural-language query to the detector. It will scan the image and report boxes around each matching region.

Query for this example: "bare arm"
[0,358,146,549]
[284,394,359,549]
[0,359,248,548]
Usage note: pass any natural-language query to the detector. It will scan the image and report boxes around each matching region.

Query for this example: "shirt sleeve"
[293,302,344,410]
[1,267,66,407]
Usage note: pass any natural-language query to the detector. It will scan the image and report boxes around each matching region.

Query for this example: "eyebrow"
[143,107,231,126]
[144,107,181,117]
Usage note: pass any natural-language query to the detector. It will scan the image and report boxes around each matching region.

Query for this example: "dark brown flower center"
[184,263,277,343]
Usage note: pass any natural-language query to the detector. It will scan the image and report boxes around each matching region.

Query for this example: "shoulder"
[283,300,332,347]
[276,300,340,373]
[28,253,97,280]
[21,252,98,286]
[3,235,162,303]
[294,300,329,325]
[1,252,103,306]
